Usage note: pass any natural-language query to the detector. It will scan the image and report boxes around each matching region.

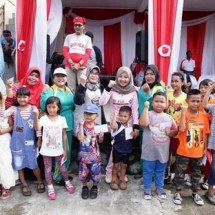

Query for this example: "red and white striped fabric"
[148,0,184,85]
[16,0,62,82]
[178,13,215,79]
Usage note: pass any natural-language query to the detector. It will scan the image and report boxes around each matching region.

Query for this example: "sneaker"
[90,186,98,199]
[156,188,167,199]
[119,180,127,190]
[205,192,215,205]
[48,187,56,200]
[82,186,89,199]
[110,181,119,190]
[185,175,192,187]
[201,180,208,190]
[65,181,75,194]
[192,193,204,206]
[0,189,10,200]
[144,190,152,200]
[173,193,183,205]
[105,176,112,184]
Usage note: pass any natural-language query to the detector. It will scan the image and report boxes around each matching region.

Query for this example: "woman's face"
[118,72,130,87]
[145,69,156,84]
[53,74,67,87]
[88,69,99,84]
[27,72,39,86]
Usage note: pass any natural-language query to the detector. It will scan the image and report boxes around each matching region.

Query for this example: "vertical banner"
[16,0,37,80]
[148,0,184,84]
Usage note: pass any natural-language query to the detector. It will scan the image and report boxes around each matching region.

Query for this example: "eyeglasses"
[74,24,83,27]
[90,72,99,76]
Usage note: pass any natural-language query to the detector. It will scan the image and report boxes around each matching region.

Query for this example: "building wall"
[0,0,16,37]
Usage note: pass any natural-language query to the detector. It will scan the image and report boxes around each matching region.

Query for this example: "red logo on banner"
[18,40,25,52]
[158,44,171,57]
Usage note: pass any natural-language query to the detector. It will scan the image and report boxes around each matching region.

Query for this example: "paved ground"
[0,175,214,215]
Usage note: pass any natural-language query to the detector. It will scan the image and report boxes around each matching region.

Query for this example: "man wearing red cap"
[63,17,92,91]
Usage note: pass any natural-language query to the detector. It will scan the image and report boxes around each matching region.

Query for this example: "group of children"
[0,65,215,207]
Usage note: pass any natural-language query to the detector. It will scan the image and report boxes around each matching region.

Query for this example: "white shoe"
[173,193,183,205]
[192,193,204,206]
[105,176,112,184]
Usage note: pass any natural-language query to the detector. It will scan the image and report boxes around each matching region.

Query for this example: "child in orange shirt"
[173,89,210,206]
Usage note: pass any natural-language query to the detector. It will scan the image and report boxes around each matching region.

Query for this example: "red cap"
[73,17,86,25]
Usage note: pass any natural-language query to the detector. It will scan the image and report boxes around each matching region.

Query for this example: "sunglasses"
[74,24,83,27]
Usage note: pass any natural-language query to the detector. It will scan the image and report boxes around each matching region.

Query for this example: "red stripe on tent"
[104,22,122,75]
[187,22,206,79]
[153,0,178,84]
[16,0,37,80]
[47,0,51,20]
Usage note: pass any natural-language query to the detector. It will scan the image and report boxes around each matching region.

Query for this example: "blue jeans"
[208,150,215,186]
[143,160,167,190]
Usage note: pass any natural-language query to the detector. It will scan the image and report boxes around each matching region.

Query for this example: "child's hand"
[114,111,118,117]
[181,105,187,113]
[37,139,42,148]
[165,127,171,136]
[144,101,150,109]
[80,74,87,86]
[142,83,150,95]
[165,86,171,94]
[79,119,84,126]
[99,132,104,139]
[203,148,207,157]
[63,150,67,160]
[133,129,139,139]
[0,92,7,101]
[32,107,39,116]
[108,80,116,88]
[208,81,215,92]
[6,77,14,88]
[42,84,50,92]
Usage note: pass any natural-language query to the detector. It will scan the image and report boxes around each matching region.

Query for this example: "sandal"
[37,182,45,193]
[82,186,89,199]
[22,186,32,196]
[1,188,10,200]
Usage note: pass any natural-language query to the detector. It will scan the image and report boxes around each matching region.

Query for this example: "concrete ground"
[0,175,214,215]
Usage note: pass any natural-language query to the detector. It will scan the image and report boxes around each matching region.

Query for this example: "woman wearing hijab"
[5,67,44,109]
[73,65,106,133]
[135,64,165,179]
[99,66,139,184]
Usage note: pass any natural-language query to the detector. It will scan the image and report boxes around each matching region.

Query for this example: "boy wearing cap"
[63,17,92,91]
[77,104,104,199]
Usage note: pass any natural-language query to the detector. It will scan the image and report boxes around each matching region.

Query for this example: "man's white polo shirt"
[181,58,195,71]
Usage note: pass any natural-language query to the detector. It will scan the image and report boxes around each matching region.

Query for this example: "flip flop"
[22,186,32,196]
[37,182,45,193]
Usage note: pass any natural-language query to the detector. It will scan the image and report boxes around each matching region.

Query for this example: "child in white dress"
[0,92,15,199]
